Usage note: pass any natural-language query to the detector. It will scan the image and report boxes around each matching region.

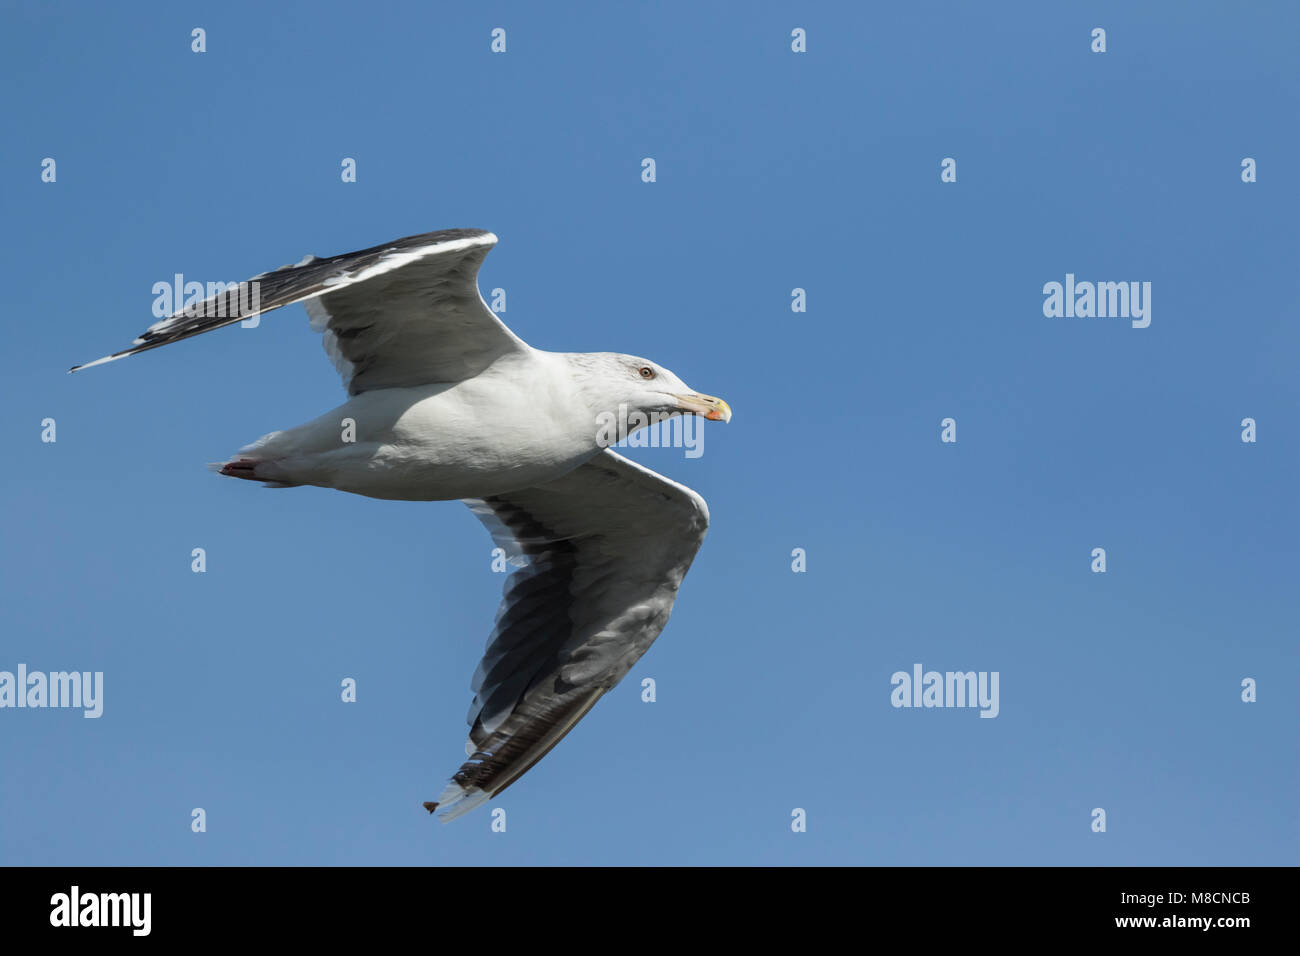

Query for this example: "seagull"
[71,229,731,821]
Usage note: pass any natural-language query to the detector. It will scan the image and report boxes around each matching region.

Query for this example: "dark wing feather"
[71,228,527,392]
[426,450,710,821]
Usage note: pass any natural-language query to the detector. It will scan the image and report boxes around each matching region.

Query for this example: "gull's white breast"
[239,352,599,501]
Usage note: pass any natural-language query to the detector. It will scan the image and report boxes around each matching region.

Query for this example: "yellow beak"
[675,393,732,423]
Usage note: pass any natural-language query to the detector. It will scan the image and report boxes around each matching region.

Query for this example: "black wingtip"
[422,801,439,815]
[67,350,130,374]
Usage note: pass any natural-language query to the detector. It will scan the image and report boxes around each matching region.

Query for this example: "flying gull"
[71,229,731,821]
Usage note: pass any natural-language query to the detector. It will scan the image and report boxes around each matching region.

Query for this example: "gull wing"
[71,228,528,392]
[428,449,711,821]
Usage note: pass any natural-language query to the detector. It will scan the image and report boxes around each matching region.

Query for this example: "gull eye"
[638,366,655,379]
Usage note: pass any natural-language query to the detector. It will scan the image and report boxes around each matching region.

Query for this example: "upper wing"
[427,449,711,822]
[70,228,529,392]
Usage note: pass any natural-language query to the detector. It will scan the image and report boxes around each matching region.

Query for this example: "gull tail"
[207,459,301,488]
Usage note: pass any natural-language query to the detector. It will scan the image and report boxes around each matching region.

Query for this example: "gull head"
[568,352,732,439]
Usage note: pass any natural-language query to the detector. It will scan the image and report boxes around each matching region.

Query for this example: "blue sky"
[2,1,1296,865]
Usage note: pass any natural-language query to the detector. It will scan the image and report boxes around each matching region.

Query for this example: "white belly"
[236,373,597,501]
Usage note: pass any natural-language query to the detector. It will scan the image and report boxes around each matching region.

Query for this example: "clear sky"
[2,1,1296,865]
